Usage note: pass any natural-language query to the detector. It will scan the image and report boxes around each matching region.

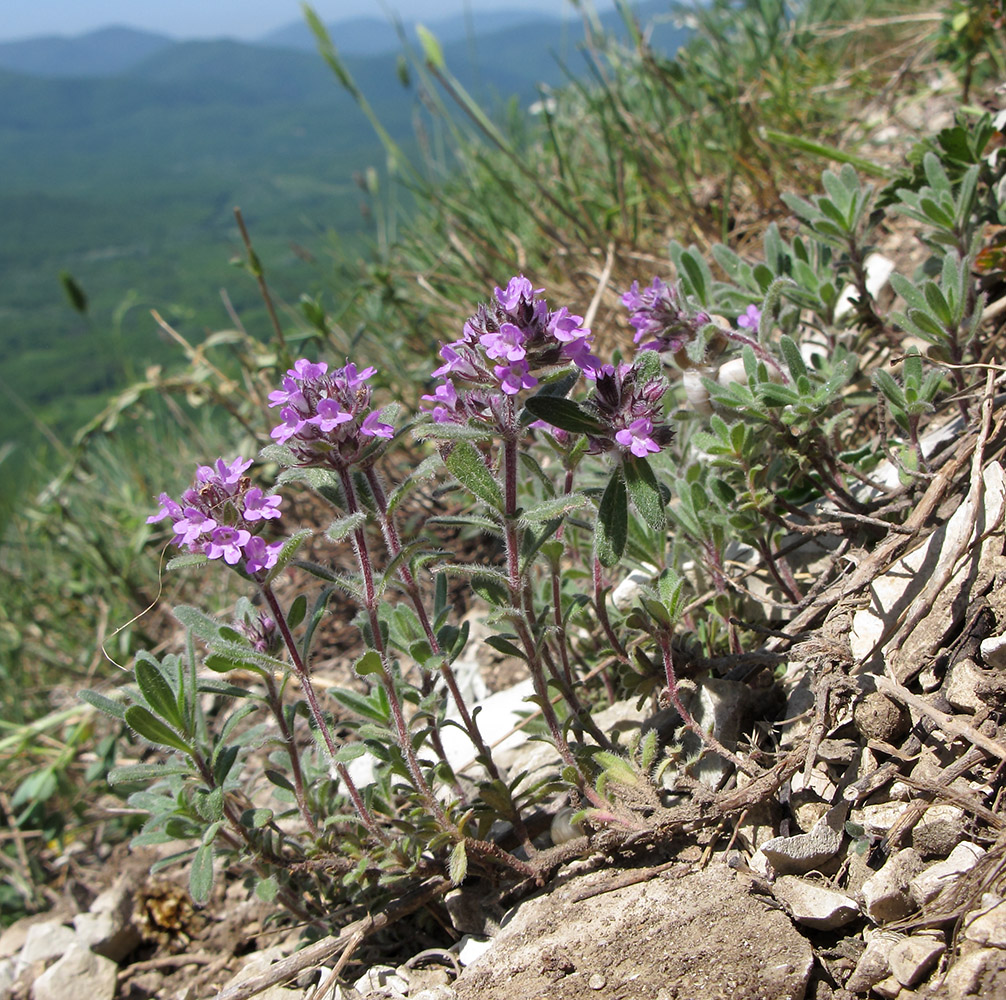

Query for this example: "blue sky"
[0,0,599,42]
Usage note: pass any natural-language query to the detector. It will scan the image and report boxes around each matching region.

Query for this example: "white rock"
[32,944,117,1000]
[980,633,1006,669]
[353,964,409,998]
[945,658,987,713]
[964,895,1006,948]
[834,253,895,320]
[610,567,656,613]
[862,848,925,923]
[911,842,985,906]
[73,875,142,961]
[851,800,909,838]
[16,920,77,968]
[888,932,945,987]
[758,802,847,875]
[771,876,859,930]
[456,935,492,967]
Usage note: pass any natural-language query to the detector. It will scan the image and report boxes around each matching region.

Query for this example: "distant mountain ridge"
[0,26,174,78]
[0,2,678,80]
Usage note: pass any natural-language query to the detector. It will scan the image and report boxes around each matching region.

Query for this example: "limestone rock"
[937,947,1006,999]
[16,920,77,968]
[32,944,117,1000]
[964,894,1006,949]
[73,874,142,961]
[757,802,847,876]
[911,804,966,857]
[453,865,813,1000]
[353,964,409,998]
[910,842,985,907]
[771,876,859,930]
[888,932,945,988]
[862,849,924,924]
[845,931,903,994]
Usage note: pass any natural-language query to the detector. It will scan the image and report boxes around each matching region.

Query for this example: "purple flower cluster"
[269,359,393,466]
[621,277,710,353]
[422,275,601,424]
[582,361,674,459]
[147,457,285,575]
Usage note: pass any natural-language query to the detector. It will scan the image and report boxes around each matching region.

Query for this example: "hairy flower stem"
[361,466,519,824]
[501,437,607,810]
[335,466,450,828]
[723,330,789,382]
[259,583,389,846]
[657,632,759,778]
[263,671,318,839]
[592,559,630,663]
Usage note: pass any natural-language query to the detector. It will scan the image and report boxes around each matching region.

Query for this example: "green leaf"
[286,593,308,631]
[593,750,638,787]
[449,840,468,885]
[354,650,385,677]
[173,605,223,643]
[79,688,126,721]
[189,843,215,903]
[135,658,185,731]
[445,442,503,511]
[623,456,665,532]
[416,24,445,69]
[595,469,627,567]
[484,635,526,660]
[124,706,193,755]
[519,493,589,525]
[523,396,604,434]
[108,762,193,785]
[326,511,367,542]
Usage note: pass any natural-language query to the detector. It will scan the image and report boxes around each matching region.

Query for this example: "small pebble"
[588,973,607,990]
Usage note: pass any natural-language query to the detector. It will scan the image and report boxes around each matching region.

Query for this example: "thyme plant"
[84,113,1003,925]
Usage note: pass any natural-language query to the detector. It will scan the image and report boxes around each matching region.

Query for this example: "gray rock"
[862,848,925,923]
[410,989,457,1000]
[964,894,1006,948]
[757,802,847,875]
[771,876,859,930]
[677,677,750,787]
[888,932,945,988]
[445,884,503,936]
[73,875,142,961]
[910,842,985,906]
[610,568,655,612]
[16,920,77,967]
[32,944,117,1000]
[0,957,15,998]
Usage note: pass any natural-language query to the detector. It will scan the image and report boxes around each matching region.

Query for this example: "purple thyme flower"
[423,275,600,427]
[267,359,393,467]
[615,417,661,457]
[147,457,284,575]
[621,277,709,353]
[578,359,674,459]
[737,305,761,330]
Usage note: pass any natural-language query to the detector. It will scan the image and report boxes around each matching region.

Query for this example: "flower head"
[147,458,284,576]
[267,359,393,467]
[422,275,599,427]
[737,305,761,330]
[622,277,709,353]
